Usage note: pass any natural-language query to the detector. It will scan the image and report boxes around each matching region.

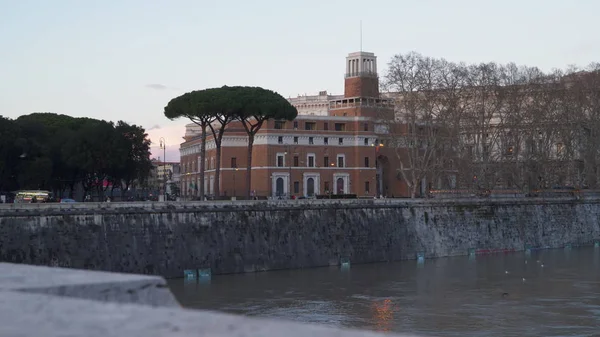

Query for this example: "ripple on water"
[251,300,354,327]
[170,247,600,337]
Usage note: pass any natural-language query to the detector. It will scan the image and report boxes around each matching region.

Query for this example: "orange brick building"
[179,51,409,199]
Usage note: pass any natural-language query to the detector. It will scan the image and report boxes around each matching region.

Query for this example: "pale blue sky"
[1,0,598,159]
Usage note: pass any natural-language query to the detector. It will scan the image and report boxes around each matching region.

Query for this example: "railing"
[429,188,600,199]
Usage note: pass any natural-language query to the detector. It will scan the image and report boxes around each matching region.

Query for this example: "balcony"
[328,97,394,110]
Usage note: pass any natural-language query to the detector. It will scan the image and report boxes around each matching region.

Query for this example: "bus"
[13,190,53,203]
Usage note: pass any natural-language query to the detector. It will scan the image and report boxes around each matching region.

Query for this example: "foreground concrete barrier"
[0,263,424,337]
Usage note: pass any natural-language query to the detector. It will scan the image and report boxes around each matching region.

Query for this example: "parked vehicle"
[13,190,53,203]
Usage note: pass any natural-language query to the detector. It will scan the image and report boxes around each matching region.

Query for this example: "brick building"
[179,51,409,199]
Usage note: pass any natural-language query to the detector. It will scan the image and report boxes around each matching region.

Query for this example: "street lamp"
[284,146,292,198]
[233,168,239,198]
[372,141,384,196]
[159,137,166,202]
[330,162,335,198]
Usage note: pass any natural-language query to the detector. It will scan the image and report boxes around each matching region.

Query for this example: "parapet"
[0,263,423,337]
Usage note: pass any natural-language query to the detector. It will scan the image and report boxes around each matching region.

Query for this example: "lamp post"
[372,141,384,196]
[233,168,239,198]
[159,137,166,202]
[284,146,291,198]
[330,162,335,198]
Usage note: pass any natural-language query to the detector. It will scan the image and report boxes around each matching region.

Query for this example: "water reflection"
[372,298,393,332]
[168,247,600,337]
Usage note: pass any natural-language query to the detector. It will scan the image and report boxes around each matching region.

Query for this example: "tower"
[344,51,379,98]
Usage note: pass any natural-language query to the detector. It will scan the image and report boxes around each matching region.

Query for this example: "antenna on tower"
[360,20,363,52]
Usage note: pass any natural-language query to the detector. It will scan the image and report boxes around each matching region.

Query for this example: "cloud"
[145,83,168,90]
[147,124,161,131]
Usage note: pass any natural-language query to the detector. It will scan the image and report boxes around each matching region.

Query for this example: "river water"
[168,248,600,336]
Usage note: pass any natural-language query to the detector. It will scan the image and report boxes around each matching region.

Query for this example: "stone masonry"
[1,198,599,278]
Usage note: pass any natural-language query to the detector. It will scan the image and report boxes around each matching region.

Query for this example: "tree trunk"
[207,119,231,201]
[122,181,130,199]
[246,134,254,198]
[198,124,207,200]
[214,143,221,199]
[410,183,418,199]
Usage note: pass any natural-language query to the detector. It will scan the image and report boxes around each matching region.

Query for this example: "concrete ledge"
[0,196,597,216]
[0,263,422,337]
[0,263,179,307]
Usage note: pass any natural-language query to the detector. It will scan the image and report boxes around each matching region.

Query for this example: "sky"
[1,0,599,160]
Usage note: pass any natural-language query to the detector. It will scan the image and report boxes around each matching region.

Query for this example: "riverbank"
[1,198,599,278]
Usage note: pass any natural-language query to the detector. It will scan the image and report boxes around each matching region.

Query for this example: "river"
[168,247,600,336]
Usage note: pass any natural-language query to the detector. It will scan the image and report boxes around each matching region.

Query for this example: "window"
[324,156,329,167]
[294,136,298,144]
[363,123,369,131]
[365,181,370,193]
[274,121,285,129]
[293,121,298,129]
[364,157,369,167]
[364,138,369,145]
[324,122,329,130]
[277,155,284,167]
[293,181,300,193]
[305,122,316,130]
[293,156,299,167]
[338,137,344,145]
[337,155,345,168]
[309,137,314,145]
[308,155,315,168]
[334,123,346,131]
[324,137,329,145]
[231,157,237,168]
[278,136,283,144]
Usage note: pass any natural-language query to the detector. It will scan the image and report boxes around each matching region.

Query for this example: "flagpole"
[360,20,362,52]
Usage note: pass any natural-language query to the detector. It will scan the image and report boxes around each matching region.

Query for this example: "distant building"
[148,159,180,195]
[179,51,411,198]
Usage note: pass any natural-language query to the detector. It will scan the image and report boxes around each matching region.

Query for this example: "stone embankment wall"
[1,198,599,278]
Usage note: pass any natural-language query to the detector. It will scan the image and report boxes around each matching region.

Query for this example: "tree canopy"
[164,86,296,127]
[164,86,297,199]
[235,86,297,197]
[0,113,152,200]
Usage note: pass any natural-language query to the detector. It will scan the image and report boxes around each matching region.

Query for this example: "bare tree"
[383,53,466,197]
[565,64,600,189]
[383,51,600,197]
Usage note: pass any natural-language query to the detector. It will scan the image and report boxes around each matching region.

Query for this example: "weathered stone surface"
[0,263,422,337]
[0,290,422,337]
[1,198,599,278]
[0,262,179,307]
